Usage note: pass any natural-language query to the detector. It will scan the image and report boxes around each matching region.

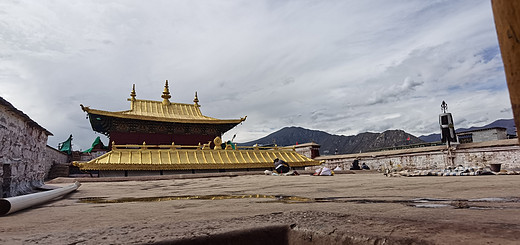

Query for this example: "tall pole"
[441,101,451,148]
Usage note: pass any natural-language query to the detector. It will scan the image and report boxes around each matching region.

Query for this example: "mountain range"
[418,118,516,142]
[240,118,516,156]
[241,127,422,155]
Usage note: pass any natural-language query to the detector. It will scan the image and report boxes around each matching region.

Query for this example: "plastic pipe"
[0,181,81,215]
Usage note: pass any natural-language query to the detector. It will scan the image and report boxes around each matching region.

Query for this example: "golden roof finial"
[194,91,199,106]
[130,84,137,110]
[161,80,171,105]
[130,84,136,101]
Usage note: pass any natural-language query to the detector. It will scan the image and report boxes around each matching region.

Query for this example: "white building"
[456,127,508,143]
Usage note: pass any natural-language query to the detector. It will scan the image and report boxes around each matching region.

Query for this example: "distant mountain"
[419,118,516,142]
[458,118,516,135]
[240,119,516,154]
[417,133,441,142]
[241,127,423,155]
[242,127,332,146]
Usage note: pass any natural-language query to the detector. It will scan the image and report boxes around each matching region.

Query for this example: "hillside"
[241,127,423,155]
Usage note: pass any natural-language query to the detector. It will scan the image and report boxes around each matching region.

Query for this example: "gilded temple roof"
[80,81,246,124]
[73,142,320,171]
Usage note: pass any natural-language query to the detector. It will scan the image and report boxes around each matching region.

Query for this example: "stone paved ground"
[1,172,519,244]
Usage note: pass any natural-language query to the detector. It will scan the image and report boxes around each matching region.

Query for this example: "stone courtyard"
[0,172,519,244]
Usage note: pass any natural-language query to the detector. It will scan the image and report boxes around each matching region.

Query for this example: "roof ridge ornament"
[194,91,199,106]
[130,84,137,110]
[130,84,136,101]
[161,80,171,105]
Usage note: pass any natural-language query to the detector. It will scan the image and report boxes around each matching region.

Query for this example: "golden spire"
[130,84,136,101]
[130,84,136,110]
[193,91,199,106]
[161,80,171,105]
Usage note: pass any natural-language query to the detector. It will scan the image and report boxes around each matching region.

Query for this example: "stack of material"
[386,165,519,177]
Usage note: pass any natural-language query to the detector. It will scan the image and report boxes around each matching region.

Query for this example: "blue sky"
[0,0,513,150]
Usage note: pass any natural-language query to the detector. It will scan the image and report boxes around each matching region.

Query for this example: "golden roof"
[80,81,246,124]
[73,141,320,171]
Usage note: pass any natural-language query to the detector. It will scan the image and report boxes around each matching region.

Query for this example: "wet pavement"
[0,173,519,244]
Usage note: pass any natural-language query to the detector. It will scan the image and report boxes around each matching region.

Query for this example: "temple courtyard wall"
[314,139,520,171]
[91,139,519,177]
[44,145,69,179]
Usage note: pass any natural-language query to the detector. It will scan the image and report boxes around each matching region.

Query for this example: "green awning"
[58,134,73,155]
[83,136,107,153]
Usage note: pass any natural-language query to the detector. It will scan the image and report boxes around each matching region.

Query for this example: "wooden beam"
[492,0,520,143]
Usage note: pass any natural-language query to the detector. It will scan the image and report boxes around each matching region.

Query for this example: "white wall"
[314,139,520,171]
[0,104,52,197]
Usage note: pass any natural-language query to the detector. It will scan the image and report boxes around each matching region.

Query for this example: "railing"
[369,141,445,152]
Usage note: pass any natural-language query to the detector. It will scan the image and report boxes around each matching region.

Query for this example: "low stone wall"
[44,146,69,179]
[291,143,320,159]
[314,139,520,171]
[0,125,48,197]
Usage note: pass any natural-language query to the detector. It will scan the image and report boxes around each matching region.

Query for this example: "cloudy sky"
[0,0,512,150]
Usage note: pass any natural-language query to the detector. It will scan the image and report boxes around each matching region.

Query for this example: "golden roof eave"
[73,143,320,171]
[81,104,246,124]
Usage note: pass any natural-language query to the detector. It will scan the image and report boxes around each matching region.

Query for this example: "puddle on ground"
[408,197,520,209]
[469,197,509,202]
[78,195,520,210]
[413,204,451,208]
[411,198,450,203]
[79,194,313,204]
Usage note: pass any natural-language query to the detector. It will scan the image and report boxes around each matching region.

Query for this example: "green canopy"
[58,134,73,155]
[83,136,107,153]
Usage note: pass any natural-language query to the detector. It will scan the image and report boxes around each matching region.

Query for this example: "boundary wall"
[314,139,520,171]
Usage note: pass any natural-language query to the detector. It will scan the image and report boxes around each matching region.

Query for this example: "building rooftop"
[457,127,507,135]
[80,81,246,125]
[74,140,320,171]
[0,96,52,136]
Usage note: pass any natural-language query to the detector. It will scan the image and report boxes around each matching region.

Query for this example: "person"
[350,159,361,170]
[361,163,370,170]
[273,158,290,174]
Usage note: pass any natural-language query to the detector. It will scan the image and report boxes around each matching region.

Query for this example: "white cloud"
[0,0,512,150]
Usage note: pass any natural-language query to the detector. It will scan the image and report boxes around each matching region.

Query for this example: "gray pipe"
[0,181,81,215]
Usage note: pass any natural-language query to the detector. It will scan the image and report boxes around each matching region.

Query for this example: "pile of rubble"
[383,164,519,177]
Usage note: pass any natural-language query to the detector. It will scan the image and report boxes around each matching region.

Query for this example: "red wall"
[109,132,217,147]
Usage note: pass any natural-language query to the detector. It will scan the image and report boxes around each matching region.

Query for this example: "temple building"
[75,81,320,176]
[80,81,246,146]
